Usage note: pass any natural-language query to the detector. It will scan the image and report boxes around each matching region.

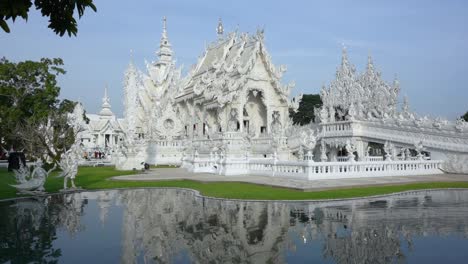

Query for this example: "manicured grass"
[1,167,468,201]
[0,167,137,200]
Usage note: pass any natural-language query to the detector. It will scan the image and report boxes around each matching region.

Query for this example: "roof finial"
[217,17,224,39]
[162,16,167,38]
[104,84,109,100]
[156,16,172,63]
[367,51,374,72]
[341,43,349,66]
[99,84,113,118]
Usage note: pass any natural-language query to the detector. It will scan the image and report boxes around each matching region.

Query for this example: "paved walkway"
[111,168,468,191]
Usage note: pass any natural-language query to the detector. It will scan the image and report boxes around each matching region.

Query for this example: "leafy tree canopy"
[0,57,78,162]
[289,94,323,125]
[462,111,468,122]
[0,0,96,36]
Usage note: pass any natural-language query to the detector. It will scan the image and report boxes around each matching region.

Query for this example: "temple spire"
[130,49,134,64]
[217,18,224,40]
[162,16,167,38]
[366,53,374,73]
[341,44,349,66]
[157,16,173,64]
[99,84,114,119]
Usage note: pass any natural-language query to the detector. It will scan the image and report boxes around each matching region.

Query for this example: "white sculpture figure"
[11,160,56,194]
[400,148,406,160]
[414,140,426,160]
[300,129,316,160]
[345,140,356,162]
[228,109,238,132]
[57,102,86,191]
[271,111,282,135]
[402,96,411,119]
[347,103,357,121]
[405,148,411,160]
[298,145,304,160]
[455,117,466,132]
[58,144,82,190]
[366,146,372,158]
[384,141,393,161]
[320,141,328,162]
[432,117,441,129]
[319,106,329,124]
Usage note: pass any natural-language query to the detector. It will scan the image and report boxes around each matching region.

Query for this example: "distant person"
[7,152,26,172]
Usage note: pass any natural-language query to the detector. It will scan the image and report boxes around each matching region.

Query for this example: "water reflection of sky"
[1,189,468,263]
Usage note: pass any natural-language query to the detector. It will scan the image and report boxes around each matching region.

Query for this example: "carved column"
[329,146,338,162]
[355,140,367,161]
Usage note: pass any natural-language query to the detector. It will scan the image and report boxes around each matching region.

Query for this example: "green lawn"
[1,167,468,201]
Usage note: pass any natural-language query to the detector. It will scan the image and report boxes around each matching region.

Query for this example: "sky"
[1,0,467,119]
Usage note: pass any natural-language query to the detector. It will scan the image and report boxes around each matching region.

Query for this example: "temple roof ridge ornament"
[341,44,348,67]
[217,17,224,40]
[127,49,136,70]
[366,53,375,73]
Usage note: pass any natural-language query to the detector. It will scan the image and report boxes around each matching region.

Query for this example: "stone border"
[1,186,468,204]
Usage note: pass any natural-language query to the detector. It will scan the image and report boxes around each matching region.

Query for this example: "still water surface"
[1,189,468,263]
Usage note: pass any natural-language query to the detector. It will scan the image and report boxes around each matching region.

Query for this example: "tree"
[289,94,323,125]
[0,57,78,163]
[462,111,468,122]
[0,0,96,36]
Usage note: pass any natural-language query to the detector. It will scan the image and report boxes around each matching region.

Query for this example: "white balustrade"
[322,121,353,137]
[365,156,384,162]
[185,156,444,180]
[336,156,349,162]
[155,140,184,147]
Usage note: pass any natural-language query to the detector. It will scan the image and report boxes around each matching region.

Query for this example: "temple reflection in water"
[1,189,468,263]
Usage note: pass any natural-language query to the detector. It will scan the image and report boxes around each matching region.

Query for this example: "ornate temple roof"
[175,22,294,107]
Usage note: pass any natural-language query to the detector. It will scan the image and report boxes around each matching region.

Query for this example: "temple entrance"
[105,134,110,147]
[243,90,267,136]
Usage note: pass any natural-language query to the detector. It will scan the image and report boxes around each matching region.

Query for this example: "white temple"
[80,86,125,157]
[80,17,468,177]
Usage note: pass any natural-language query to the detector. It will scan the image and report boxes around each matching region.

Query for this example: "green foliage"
[0,0,97,36]
[462,111,468,122]
[0,57,77,162]
[289,94,322,125]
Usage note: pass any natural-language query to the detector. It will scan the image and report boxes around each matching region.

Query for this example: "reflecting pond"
[1,189,468,263]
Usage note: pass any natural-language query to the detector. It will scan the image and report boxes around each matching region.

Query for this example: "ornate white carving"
[11,161,56,194]
[58,102,87,190]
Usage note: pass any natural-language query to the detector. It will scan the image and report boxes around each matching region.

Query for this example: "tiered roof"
[176,27,294,108]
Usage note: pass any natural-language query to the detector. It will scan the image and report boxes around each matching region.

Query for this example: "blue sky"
[1,0,467,118]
